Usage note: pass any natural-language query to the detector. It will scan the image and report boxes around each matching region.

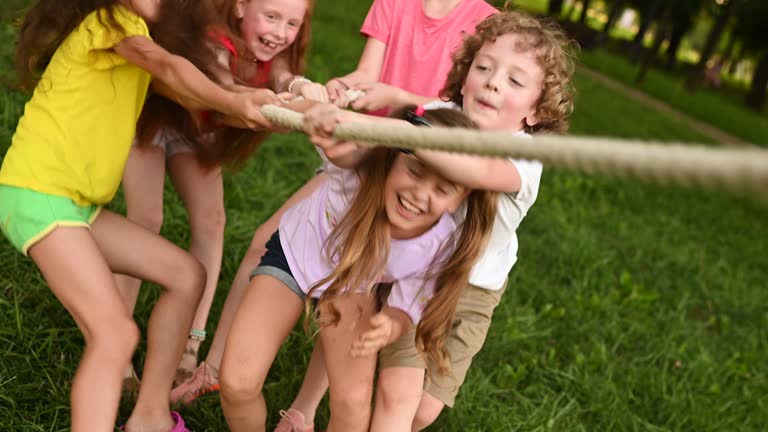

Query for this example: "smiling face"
[383,153,469,239]
[236,0,307,61]
[461,33,545,132]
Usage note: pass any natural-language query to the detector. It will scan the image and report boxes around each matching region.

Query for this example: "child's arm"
[326,38,387,107]
[415,151,523,193]
[300,103,406,168]
[349,82,440,113]
[114,36,276,129]
[350,306,412,357]
[270,54,330,102]
[325,38,437,111]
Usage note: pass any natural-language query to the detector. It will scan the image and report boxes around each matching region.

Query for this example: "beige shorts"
[378,281,506,407]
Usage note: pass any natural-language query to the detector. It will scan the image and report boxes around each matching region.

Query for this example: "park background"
[0,0,766,430]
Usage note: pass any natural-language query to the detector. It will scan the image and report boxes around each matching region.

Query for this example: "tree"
[637,0,678,82]
[629,0,664,63]
[602,0,627,34]
[548,0,566,17]
[686,0,739,89]
[579,0,593,23]
[733,0,768,109]
[746,54,768,109]
[664,0,705,70]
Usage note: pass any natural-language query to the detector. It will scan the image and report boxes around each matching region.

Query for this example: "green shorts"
[0,185,101,256]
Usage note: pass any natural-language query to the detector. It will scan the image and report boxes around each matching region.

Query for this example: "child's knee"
[87,318,140,361]
[190,205,226,239]
[173,256,207,300]
[219,365,264,404]
[330,383,373,416]
[376,371,423,413]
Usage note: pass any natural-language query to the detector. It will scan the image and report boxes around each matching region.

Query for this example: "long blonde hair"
[307,107,498,375]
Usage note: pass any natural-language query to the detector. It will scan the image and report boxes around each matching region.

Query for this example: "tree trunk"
[664,18,691,70]
[637,2,676,83]
[603,0,625,34]
[579,0,592,24]
[630,0,664,63]
[564,0,577,20]
[548,0,565,17]
[746,53,768,111]
[720,31,738,72]
[727,44,742,75]
[686,0,739,90]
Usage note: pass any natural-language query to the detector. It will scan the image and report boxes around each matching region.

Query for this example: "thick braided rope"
[261,105,768,199]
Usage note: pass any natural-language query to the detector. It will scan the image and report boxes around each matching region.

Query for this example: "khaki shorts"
[378,281,506,407]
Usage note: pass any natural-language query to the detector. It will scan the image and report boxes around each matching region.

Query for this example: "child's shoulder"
[80,5,149,39]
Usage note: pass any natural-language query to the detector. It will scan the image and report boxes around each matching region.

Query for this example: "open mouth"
[259,37,279,49]
[398,195,423,216]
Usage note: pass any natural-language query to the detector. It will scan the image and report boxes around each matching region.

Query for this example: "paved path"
[578,65,756,148]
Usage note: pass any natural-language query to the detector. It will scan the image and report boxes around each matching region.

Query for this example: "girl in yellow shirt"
[0,0,277,431]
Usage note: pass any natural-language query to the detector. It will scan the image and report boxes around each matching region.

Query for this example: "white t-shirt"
[423,101,543,290]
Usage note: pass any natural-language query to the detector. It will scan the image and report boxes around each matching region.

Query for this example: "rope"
[261,105,768,200]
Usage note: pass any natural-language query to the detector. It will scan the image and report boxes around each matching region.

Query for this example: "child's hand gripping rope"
[229,88,282,129]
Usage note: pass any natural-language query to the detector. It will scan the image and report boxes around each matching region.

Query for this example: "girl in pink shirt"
[327,0,497,113]
[218,107,498,431]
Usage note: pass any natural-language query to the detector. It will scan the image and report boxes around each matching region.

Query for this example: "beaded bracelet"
[189,328,207,342]
[288,75,312,94]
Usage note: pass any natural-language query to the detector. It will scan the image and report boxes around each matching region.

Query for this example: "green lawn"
[1,0,767,431]
[579,48,768,147]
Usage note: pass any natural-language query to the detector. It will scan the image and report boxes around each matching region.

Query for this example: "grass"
[579,48,768,147]
[1,0,767,430]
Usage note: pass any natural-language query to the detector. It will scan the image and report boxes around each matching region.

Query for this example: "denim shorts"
[249,230,305,300]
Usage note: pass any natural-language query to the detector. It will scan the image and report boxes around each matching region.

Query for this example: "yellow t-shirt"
[0,6,151,206]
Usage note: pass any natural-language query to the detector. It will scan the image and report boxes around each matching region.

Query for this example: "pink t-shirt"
[279,160,457,324]
[361,0,497,98]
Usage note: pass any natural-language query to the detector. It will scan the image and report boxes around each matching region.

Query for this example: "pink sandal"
[119,411,189,432]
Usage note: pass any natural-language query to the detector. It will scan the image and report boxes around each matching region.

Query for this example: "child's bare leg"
[320,294,378,432]
[29,227,140,432]
[370,367,425,431]
[168,153,226,374]
[203,173,326,370]
[287,342,328,421]
[412,393,445,431]
[91,210,205,431]
[115,144,167,313]
[219,275,304,432]
[115,145,167,383]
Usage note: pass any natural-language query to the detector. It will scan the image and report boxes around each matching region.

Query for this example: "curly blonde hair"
[440,10,576,134]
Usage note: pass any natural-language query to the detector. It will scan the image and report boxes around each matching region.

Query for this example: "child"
[326,0,497,113]
[116,0,326,389]
[218,106,498,432]
[0,0,277,431]
[170,0,498,408]
[274,10,576,431]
